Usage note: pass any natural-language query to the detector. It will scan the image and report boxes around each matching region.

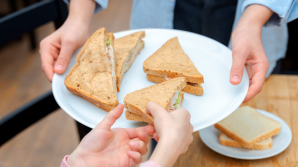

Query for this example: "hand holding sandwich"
[67,104,155,167]
[146,102,193,167]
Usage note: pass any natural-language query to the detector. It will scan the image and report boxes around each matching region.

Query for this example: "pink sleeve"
[60,155,70,167]
[139,161,161,167]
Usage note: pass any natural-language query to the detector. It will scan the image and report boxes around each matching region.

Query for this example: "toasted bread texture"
[219,133,272,150]
[143,37,203,84]
[124,77,186,125]
[125,92,184,124]
[147,74,203,95]
[214,106,281,148]
[115,31,145,92]
[64,28,118,112]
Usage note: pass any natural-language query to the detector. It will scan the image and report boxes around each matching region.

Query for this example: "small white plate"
[199,109,292,160]
[52,29,249,131]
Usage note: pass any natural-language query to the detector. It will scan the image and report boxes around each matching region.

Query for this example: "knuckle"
[256,85,263,93]
[232,64,243,73]
[41,64,47,71]
[58,55,67,62]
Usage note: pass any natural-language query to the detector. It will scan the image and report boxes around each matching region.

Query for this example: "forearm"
[149,139,180,167]
[232,4,273,41]
[67,0,96,25]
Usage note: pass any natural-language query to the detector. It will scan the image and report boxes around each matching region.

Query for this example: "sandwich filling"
[106,39,117,95]
[165,76,199,87]
[169,91,182,112]
[123,41,143,72]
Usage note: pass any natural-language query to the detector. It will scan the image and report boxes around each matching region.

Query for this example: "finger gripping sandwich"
[124,77,186,125]
[143,37,204,95]
[64,28,118,111]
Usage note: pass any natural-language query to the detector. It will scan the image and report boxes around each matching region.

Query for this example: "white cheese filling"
[106,42,117,94]
[169,90,182,112]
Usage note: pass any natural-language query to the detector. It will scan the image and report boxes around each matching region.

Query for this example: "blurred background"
[0,0,297,166]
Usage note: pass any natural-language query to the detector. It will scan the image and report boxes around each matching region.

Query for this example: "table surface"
[173,75,298,167]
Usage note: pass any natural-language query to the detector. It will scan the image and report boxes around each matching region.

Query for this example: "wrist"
[68,0,96,26]
[240,4,273,28]
[149,138,181,167]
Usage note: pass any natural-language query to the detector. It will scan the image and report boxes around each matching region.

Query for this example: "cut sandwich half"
[143,37,204,95]
[115,31,145,92]
[124,77,186,125]
[64,28,118,111]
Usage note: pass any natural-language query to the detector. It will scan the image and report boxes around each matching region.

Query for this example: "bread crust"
[147,74,203,95]
[64,28,118,112]
[125,110,153,124]
[125,93,184,125]
[66,85,118,111]
[214,123,281,148]
[219,134,272,150]
[143,37,203,84]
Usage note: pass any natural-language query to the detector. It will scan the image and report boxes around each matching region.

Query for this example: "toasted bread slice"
[219,133,272,150]
[124,77,186,125]
[147,74,203,95]
[64,28,118,111]
[214,106,281,148]
[115,31,145,92]
[125,92,184,124]
[143,37,203,84]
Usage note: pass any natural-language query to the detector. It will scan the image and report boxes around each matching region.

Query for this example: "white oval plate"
[52,29,249,131]
[199,109,292,160]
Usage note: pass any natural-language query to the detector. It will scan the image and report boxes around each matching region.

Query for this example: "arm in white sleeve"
[242,0,298,26]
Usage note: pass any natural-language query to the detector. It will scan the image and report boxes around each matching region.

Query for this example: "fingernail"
[130,141,136,148]
[55,65,64,70]
[231,75,239,82]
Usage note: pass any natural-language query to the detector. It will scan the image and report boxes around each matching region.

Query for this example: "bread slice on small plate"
[219,133,272,150]
[147,74,203,95]
[214,106,281,148]
[124,77,186,125]
[64,28,118,111]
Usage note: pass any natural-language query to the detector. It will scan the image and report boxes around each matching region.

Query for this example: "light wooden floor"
[0,0,135,166]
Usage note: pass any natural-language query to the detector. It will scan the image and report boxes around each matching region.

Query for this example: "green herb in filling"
[174,92,181,109]
[106,40,111,45]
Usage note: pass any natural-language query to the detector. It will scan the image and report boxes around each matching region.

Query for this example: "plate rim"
[199,109,293,160]
[52,28,249,130]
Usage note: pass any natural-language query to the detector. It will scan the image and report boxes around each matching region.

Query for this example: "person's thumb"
[230,48,247,85]
[146,101,167,118]
[95,104,124,131]
[54,38,78,74]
